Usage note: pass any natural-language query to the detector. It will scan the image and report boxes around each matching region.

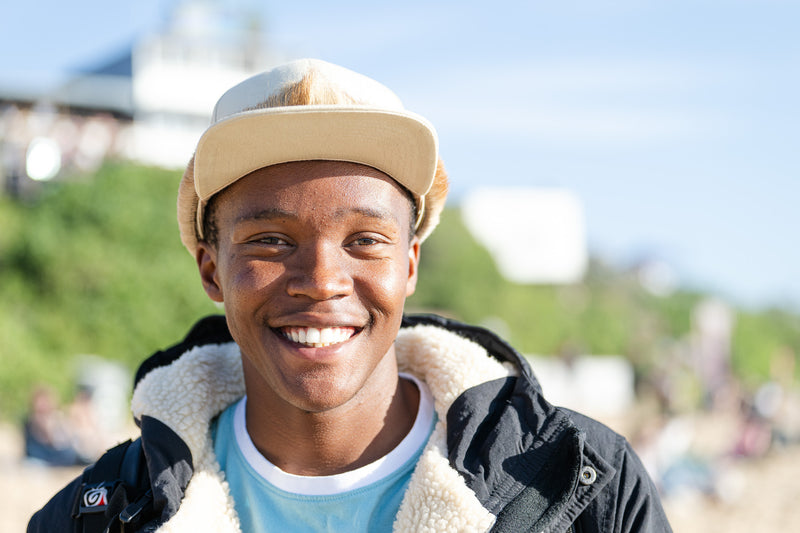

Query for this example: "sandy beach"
[4,420,799,532]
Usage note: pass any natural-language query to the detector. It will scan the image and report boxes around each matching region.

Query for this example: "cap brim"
[194,105,439,202]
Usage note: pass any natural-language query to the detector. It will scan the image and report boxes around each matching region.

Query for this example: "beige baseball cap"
[177,58,448,254]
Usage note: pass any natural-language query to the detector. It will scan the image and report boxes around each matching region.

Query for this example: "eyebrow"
[234,208,297,226]
[339,206,397,223]
[233,206,399,226]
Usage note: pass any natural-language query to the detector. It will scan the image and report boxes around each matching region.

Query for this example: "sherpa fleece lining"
[131,324,517,533]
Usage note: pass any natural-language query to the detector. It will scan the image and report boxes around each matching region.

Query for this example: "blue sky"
[2,0,799,309]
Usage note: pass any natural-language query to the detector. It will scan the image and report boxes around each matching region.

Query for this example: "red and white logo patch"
[82,486,108,508]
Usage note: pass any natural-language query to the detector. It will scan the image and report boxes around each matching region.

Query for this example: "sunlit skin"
[195,161,421,475]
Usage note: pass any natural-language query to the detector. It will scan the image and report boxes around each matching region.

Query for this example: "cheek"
[223,259,286,308]
[358,260,410,312]
[222,261,286,351]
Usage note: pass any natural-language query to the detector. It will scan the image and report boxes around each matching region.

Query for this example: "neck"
[242,356,420,476]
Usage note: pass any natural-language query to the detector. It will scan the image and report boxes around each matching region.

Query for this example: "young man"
[29,59,672,532]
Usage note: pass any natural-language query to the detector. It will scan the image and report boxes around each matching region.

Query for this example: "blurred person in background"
[23,385,87,467]
[65,386,105,463]
[29,59,670,532]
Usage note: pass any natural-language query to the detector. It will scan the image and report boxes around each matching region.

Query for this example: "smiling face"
[196,161,420,415]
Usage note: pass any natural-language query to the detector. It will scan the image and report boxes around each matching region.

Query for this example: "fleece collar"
[131,323,518,532]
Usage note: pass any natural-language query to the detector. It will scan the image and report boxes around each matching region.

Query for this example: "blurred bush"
[409,208,800,391]
[0,162,797,421]
[0,162,218,420]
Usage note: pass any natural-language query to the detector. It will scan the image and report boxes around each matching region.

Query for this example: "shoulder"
[561,407,654,490]
[27,473,83,533]
[560,407,629,453]
[135,314,232,385]
[561,408,673,532]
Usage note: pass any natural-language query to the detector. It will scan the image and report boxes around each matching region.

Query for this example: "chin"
[283,369,361,413]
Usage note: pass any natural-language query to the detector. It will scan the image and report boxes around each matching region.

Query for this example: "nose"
[285,242,353,300]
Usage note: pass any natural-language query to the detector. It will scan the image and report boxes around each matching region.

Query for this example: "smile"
[279,326,357,347]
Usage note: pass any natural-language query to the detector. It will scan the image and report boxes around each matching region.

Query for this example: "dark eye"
[256,236,289,245]
[353,237,378,246]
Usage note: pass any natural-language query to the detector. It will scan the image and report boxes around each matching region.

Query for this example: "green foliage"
[1,165,798,420]
[408,208,505,320]
[0,163,219,419]
[410,209,799,385]
[732,309,800,383]
[410,210,682,356]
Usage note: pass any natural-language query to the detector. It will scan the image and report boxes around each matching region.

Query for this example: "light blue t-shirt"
[212,375,435,533]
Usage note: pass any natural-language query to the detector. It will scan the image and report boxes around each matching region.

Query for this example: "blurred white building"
[128,0,285,167]
[461,187,588,284]
[0,0,286,192]
[527,354,635,419]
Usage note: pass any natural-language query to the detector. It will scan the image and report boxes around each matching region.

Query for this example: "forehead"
[213,160,412,225]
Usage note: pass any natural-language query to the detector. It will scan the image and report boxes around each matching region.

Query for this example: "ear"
[405,236,421,297]
[196,242,224,302]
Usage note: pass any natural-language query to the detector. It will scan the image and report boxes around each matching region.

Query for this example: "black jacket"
[29,314,672,532]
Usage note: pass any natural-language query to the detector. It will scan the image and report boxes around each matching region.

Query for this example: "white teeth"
[282,327,354,347]
[306,328,321,344]
[319,328,334,345]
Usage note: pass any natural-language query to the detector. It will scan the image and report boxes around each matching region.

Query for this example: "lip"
[269,311,367,331]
